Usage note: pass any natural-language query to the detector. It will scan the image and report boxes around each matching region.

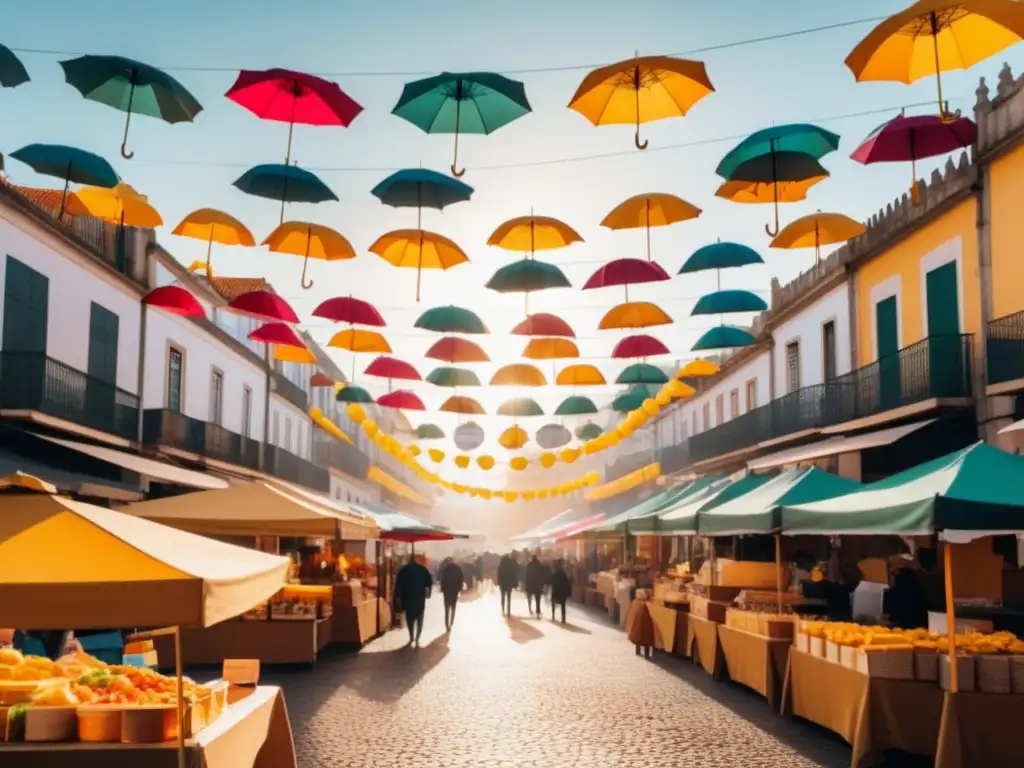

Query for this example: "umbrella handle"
[634,130,648,151]
[451,98,466,177]
[301,253,314,290]
[121,82,136,160]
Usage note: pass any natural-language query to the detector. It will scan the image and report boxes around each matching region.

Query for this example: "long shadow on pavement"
[505,615,544,643]
[549,621,591,635]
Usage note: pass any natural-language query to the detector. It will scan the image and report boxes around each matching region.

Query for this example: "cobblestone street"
[262,587,853,768]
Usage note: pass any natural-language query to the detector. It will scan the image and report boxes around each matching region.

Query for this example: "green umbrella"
[392,71,531,177]
[575,422,603,440]
[426,366,481,388]
[692,289,767,316]
[415,423,446,440]
[497,397,543,417]
[485,259,571,313]
[0,44,29,89]
[415,305,489,335]
[611,387,647,412]
[615,363,669,385]
[679,242,763,274]
[692,325,755,351]
[59,55,203,159]
[336,385,373,403]
[554,395,597,416]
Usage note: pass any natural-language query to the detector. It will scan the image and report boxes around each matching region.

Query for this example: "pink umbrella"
[312,296,386,326]
[249,322,306,348]
[365,356,422,382]
[510,313,575,338]
[142,286,205,318]
[612,334,670,359]
[228,290,299,323]
[583,258,670,301]
[377,390,426,411]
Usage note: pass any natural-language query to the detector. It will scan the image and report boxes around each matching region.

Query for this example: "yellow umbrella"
[0,471,57,494]
[490,363,547,386]
[370,228,469,301]
[70,182,163,228]
[569,55,714,149]
[263,221,355,291]
[440,395,486,415]
[715,176,827,205]
[499,425,529,450]
[327,328,392,354]
[274,345,317,364]
[487,215,583,256]
[172,208,255,279]
[770,212,867,262]
[522,338,580,360]
[845,0,1024,120]
[678,359,719,378]
[556,364,606,386]
[601,193,701,260]
[599,301,672,330]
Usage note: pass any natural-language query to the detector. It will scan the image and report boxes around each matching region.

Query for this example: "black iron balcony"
[312,433,370,480]
[270,371,308,411]
[657,441,692,475]
[0,351,138,440]
[264,444,330,492]
[987,310,1024,386]
[143,408,260,470]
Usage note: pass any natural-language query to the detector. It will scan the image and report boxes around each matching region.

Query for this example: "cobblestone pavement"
[262,587,852,768]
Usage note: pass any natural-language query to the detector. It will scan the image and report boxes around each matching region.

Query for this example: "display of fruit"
[800,621,1023,654]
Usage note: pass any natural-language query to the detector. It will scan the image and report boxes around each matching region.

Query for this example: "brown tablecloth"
[935,691,1024,768]
[647,603,681,652]
[154,620,327,666]
[782,648,942,767]
[0,686,296,768]
[625,599,654,647]
[686,614,721,678]
[717,625,791,710]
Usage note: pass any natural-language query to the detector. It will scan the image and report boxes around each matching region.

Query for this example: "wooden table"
[717,625,792,710]
[686,614,722,678]
[936,690,1024,768]
[153,619,330,666]
[330,598,389,645]
[646,603,688,656]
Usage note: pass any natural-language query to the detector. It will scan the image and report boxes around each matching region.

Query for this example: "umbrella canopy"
[312,296,386,327]
[511,313,575,338]
[453,421,485,450]
[692,325,756,351]
[575,422,603,440]
[11,144,119,188]
[555,395,598,416]
[392,71,531,176]
[852,112,976,164]
[499,425,529,450]
[488,215,583,254]
[249,322,305,348]
[377,391,426,411]
[583,258,671,298]
[262,221,355,290]
[328,328,391,354]
[616,362,669,385]
[679,359,720,378]
[372,168,474,210]
[601,193,701,260]
[490,363,547,386]
[0,44,29,88]
[59,55,202,159]
[365,356,422,381]
[425,336,489,363]
[599,301,672,330]
[426,366,481,388]
[416,423,445,440]
[312,373,336,388]
[440,395,485,415]
[692,289,768,316]
[715,175,827,204]
[770,212,866,259]
[336,384,374,403]
[680,242,764,274]
[274,345,316,364]
[234,163,337,224]
[556,364,606,386]
[69,182,162,227]
[611,389,646,413]
[635,479,741,535]
[497,397,544,417]
[537,423,572,449]
[228,290,300,323]
[370,229,470,301]
[569,55,714,149]
[415,305,489,334]
[356,502,454,542]
[522,337,580,360]
[143,286,205,318]
[717,124,841,179]
[171,208,254,277]
[611,334,670,359]
[486,260,572,305]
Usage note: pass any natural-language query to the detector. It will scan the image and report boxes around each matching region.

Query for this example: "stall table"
[331,597,389,645]
[646,603,688,656]
[717,624,791,710]
[0,686,296,768]
[935,691,1024,768]
[686,614,722,678]
[153,619,330,667]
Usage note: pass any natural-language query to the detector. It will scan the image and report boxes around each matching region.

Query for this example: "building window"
[702,403,710,431]
[822,321,837,383]
[715,394,724,425]
[209,369,223,425]
[3,256,49,354]
[167,347,184,412]
[346,491,352,502]
[729,389,739,419]
[745,379,757,411]
[272,411,280,445]
[284,417,292,452]
[241,386,252,438]
[786,341,801,393]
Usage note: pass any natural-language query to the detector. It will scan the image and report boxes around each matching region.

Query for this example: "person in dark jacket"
[497,552,519,616]
[524,555,547,617]
[395,555,433,647]
[549,560,572,623]
[438,557,465,631]
[801,562,863,622]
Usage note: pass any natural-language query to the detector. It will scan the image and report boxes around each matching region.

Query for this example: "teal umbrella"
[611,386,650,412]
[392,72,531,177]
[692,289,767,316]
[233,164,337,224]
[0,45,29,89]
[336,385,373,404]
[497,397,543,417]
[615,363,669,385]
[10,144,119,217]
[486,259,571,313]
[575,422,603,440]
[679,242,763,274]
[414,305,489,334]
[692,325,756,351]
[59,55,203,160]
[426,366,480,388]
[415,423,445,440]
[555,395,597,416]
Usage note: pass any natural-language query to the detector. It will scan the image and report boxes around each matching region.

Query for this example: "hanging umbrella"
[234,164,337,225]
[569,55,714,149]
[679,241,764,274]
[488,215,583,255]
[770,212,866,262]
[555,395,598,416]
[486,259,571,313]
[497,397,544,417]
[328,329,391,354]
[440,395,486,415]
[678,359,720,378]
[372,168,473,211]
[416,423,446,440]
[171,209,254,278]
[601,193,701,260]
[611,334,670,359]
[377,391,426,411]
[692,325,756,351]
[59,55,202,159]
[616,363,669,385]
[275,345,316,364]
[415,305,489,335]
[310,373,334,388]
[143,286,204,318]
[522,338,579,360]
[490,364,547,386]
[370,229,470,302]
[426,366,481,388]
[0,44,29,88]
[583,258,670,301]
[392,71,532,177]
[599,301,672,330]
[10,144,119,217]
[692,290,768,316]
[499,425,529,450]
[611,386,650,413]
[249,322,305,348]
[262,221,355,290]
[576,422,604,440]
[556,364,606,386]
[425,336,489,363]
[225,68,363,164]
[365,356,422,382]
[851,112,976,203]
[537,423,572,450]
[228,290,300,323]
[336,384,374,404]
[511,313,575,338]
[68,182,162,227]
[454,422,485,450]
[313,296,386,326]
[715,175,827,205]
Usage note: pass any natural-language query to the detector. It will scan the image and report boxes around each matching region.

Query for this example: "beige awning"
[263,477,379,539]
[746,419,936,472]
[123,481,379,540]
[999,419,1024,435]
[38,434,228,490]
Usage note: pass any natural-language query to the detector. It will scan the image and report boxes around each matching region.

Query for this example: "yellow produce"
[0,648,24,667]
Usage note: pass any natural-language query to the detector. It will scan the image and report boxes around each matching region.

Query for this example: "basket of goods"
[854,633,915,680]
[939,653,976,692]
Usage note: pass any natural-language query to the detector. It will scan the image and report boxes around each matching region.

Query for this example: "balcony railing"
[312,434,370,480]
[265,444,330,493]
[987,310,1024,385]
[657,442,692,475]
[270,371,308,411]
[0,351,138,440]
[143,409,260,470]
[689,334,972,463]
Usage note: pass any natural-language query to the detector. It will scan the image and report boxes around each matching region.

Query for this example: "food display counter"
[686,614,722,678]
[330,583,390,646]
[717,623,792,710]
[645,603,688,656]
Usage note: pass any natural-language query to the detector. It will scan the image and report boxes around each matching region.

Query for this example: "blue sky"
[4,0,1020,444]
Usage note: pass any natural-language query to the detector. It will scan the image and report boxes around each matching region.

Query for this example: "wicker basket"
[809,636,825,658]
[977,654,1011,694]
[826,640,841,664]
[795,632,809,653]
[1010,656,1024,693]
[914,651,939,682]
[856,649,915,680]
[939,654,976,692]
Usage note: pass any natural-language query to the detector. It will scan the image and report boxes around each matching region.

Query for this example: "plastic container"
[25,706,78,742]
[77,706,123,742]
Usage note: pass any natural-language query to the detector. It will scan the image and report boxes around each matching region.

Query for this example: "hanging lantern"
[539,452,557,469]
[428,448,445,463]
[454,421,485,451]
[346,403,367,424]
[477,455,495,471]
[510,457,529,472]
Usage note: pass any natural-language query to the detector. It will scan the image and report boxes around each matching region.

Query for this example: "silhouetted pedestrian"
[524,555,547,617]
[395,555,432,647]
[497,552,519,616]
[438,557,465,631]
[549,560,571,623]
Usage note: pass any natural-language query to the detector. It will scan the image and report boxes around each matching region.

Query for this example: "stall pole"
[708,537,716,586]
[375,540,382,636]
[774,534,783,612]
[131,626,186,768]
[943,541,959,693]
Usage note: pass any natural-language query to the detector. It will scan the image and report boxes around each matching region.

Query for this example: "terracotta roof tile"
[4,182,77,224]
[208,276,275,300]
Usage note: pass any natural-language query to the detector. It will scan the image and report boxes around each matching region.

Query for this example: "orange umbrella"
[440,395,486,415]
[327,328,391,354]
[522,338,580,360]
[490,363,547,386]
[599,301,673,330]
[770,212,867,262]
[369,229,469,301]
[556,364,606,386]
[172,208,255,279]
[274,344,317,364]
[425,336,490,363]
[678,359,720,379]
[262,221,355,290]
[487,214,583,257]
[601,193,701,260]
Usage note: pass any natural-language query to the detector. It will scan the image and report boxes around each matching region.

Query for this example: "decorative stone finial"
[998,63,1015,98]
[976,76,990,108]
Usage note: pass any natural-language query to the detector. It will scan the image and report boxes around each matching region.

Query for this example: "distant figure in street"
[497,552,519,616]
[524,555,547,617]
[549,560,572,623]
[395,555,433,647]
[438,557,465,631]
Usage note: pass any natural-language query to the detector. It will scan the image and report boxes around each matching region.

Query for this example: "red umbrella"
[425,336,490,363]
[365,356,422,381]
[226,68,363,164]
[376,390,426,411]
[510,313,575,338]
[142,286,205,318]
[612,334,670,359]
[249,322,306,348]
[583,259,670,301]
[228,290,299,323]
[312,296,386,327]
[310,372,334,387]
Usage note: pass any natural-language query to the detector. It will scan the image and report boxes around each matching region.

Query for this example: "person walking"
[497,551,518,616]
[438,557,465,631]
[524,554,547,617]
[549,559,571,623]
[395,555,433,647]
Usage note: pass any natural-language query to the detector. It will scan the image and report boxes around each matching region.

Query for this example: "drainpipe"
[974,162,997,441]
[134,237,150,453]
[262,346,272,472]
